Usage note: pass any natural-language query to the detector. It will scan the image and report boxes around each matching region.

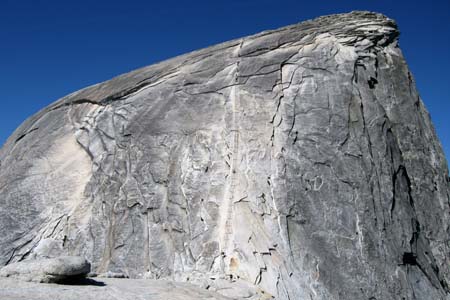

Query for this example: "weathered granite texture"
[0,277,232,300]
[0,11,449,299]
[0,256,90,283]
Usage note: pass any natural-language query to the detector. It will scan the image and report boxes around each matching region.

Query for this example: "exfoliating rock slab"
[0,256,90,283]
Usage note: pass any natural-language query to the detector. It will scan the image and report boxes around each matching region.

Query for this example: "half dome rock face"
[0,11,449,299]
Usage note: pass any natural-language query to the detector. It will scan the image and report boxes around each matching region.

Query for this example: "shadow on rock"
[56,276,106,286]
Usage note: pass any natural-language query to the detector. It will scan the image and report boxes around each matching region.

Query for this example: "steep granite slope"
[0,11,449,299]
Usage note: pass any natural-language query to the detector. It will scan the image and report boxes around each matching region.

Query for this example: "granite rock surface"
[0,11,449,300]
[0,256,90,283]
[0,277,232,300]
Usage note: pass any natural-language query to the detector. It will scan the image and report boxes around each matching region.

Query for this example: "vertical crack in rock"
[218,40,243,275]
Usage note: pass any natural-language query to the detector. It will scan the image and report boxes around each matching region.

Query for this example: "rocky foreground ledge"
[0,10,449,300]
[0,278,232,300]
[0,256,248,299]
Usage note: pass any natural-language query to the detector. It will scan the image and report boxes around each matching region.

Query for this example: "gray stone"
[0,256,90,283]
[0,10,449,299]
[96,271,129,278]
[0,277,232,300]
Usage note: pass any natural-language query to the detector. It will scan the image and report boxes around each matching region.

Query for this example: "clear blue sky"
[1,0,449,166]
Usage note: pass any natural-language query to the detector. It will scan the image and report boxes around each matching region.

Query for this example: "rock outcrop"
[0,256,90,283]
[0,277,231,300]
[0,11,449,299]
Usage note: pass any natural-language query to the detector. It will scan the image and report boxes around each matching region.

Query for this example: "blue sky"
[1,0,449,166]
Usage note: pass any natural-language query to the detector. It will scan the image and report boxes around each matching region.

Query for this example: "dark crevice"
[14,127,39,144]
[367,77,378,89]
[402,252,417,266]
[270,96,283,124]
[75,139,94,161]
[70,99,105,106]
[6,236,35,265]
[50,98,106,112]
[416,260,449,292]
[351,58,366,83]
[391,165,410,218]
[374,56,379,78]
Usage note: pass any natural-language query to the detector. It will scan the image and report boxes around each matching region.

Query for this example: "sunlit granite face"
[0,11,449,300]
